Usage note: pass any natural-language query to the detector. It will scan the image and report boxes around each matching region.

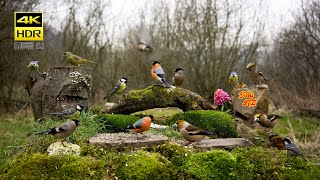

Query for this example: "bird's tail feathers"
[34,131,50,135]
[50,112,64,115]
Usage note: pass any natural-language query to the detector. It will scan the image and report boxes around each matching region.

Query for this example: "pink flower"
[214,89,231,106]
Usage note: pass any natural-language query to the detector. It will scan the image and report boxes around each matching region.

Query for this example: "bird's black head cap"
[175,68,184,72]
[152,61,160,65]
[72,119,81,126]
[120,77,128,83]
[283,137,293,144]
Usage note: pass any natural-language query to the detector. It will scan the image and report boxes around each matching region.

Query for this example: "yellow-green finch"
[64,52,96,66]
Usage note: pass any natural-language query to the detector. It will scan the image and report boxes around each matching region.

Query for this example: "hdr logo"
[14,12,44,41]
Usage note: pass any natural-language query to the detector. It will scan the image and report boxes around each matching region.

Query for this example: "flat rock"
[192,138,252,150]
[89,133,169,148]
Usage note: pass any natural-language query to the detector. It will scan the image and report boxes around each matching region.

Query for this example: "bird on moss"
[246,63,267,85]
[254,114,281,129]
[174,120,212,142]
[229,72,238,86]
[50,104,84,119]
[103,77,128,100]
[126,116,153,138]
[64,52,96,66]
[269,134,285,150]
[283,137,307,161]
[35,119,80,146]
[151,61,171,88]
[173,68,185,87]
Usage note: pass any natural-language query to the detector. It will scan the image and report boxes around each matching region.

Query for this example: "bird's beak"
[254,117,259,122]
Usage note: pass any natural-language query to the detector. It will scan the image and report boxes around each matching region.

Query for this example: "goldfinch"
[254,114,281,128]
[50,104,84,118]
[246,63,267,85]
[35,119,80,140]
[103,77,127,100]
[175,120,212,142]
[283,137,307,161]
[64,52,96,66]
[173,68,185,87]
[136,41,152,52]
[151,61,170,88]
[126,116,153,135]
[229,72,238,85]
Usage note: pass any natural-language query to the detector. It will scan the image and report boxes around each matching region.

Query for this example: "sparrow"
[269,134,285,150]
[35,119,80,140]
[254,114,281,129]
[125,116,153,137]
[283,137,307,161]
[64,52,96,66]
[229,72,238,86]
[173,68,185,87]
[136,41,152,52]
[103,77,128,100]
[50,104,84,118]
[151,61,170,88]
[246,63,267,85]
[174,120,212,142]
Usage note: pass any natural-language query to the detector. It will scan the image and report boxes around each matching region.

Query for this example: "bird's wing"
[258,71,268,81]
[267,114,279,121]
[286,144,303,155]
[131,118,145,129]
[154,66,166,81]
[56,124,69,132]
[185,124,202,132]
[61,109,75,115]
[188,129,211,136]
[110,82,121,95]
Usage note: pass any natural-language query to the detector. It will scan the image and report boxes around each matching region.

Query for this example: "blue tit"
[283,137,307,161]
[173,68,186,87]
[50,104,84,118]
[151,61,170,88]
[64,52,96,66]
[229,71,238,85]
[27,60,40,73]
[103,77,127,99]
[246,63,267,85]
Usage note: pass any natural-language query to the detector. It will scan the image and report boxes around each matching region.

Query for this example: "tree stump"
[104,85,214,114]
[28,66,92,120]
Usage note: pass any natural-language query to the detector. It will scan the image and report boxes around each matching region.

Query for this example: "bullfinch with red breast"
[126,116,153,137]
[151,61,170,88]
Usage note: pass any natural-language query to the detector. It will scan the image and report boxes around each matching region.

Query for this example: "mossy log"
[28,66,92,120]
[105,85,214,114]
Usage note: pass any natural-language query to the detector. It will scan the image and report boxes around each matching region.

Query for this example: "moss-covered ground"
[0,108,319,179]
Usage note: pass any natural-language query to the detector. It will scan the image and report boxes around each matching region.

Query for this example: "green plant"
[167,110,237,138]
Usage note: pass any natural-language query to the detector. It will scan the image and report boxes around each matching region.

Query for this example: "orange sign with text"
[238,91,256,107]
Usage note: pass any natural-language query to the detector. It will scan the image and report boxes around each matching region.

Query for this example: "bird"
[173,68,185,87]
[151,61,170,88]
[174,120,212,142]
[269,134,285,150]
[229,72,238,86]
[64,52,96,66]
[103,77,127,100]
[246,63,267,85]
[27,60,40,73]
[125,116,153,137]
[283,137,307,161]
[136,41,152,52]
[50,104,84,118]
[34,119,80,145]
[254,114,281,129]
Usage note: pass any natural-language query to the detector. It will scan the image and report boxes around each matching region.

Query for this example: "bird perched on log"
[136,41,152,52]
[27,60,40,73]
[229,72,238,86]
[173,68,185,87]
[151,61,171,88]
[246,63,267,85]
[254,114,281,129]
[50,104,84,119]
[283,137,307,161]
[269,134,285,150]
[64,52,96,66]
[35,119,80,145]
[174,120,212,142]
[125,116,153,138]
[103,77,127,100]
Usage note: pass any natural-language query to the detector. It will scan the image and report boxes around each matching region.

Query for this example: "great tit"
[173,68,185,87]
[35,119,80,140]
[103,77,127,100]
[64,52,96,66]
[283,137,307,161]
[174,120,212,142]
[246,63,267,85]
[50,104,84,118]
[151,61,170,88]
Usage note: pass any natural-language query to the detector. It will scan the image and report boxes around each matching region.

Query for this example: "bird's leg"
[61,139,68,147]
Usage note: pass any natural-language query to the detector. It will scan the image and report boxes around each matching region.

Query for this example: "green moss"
[167,110,237,138]
[183,150,253,180]
[95,114,140,132]
[1,153,108,179]
[115,151,176,180]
